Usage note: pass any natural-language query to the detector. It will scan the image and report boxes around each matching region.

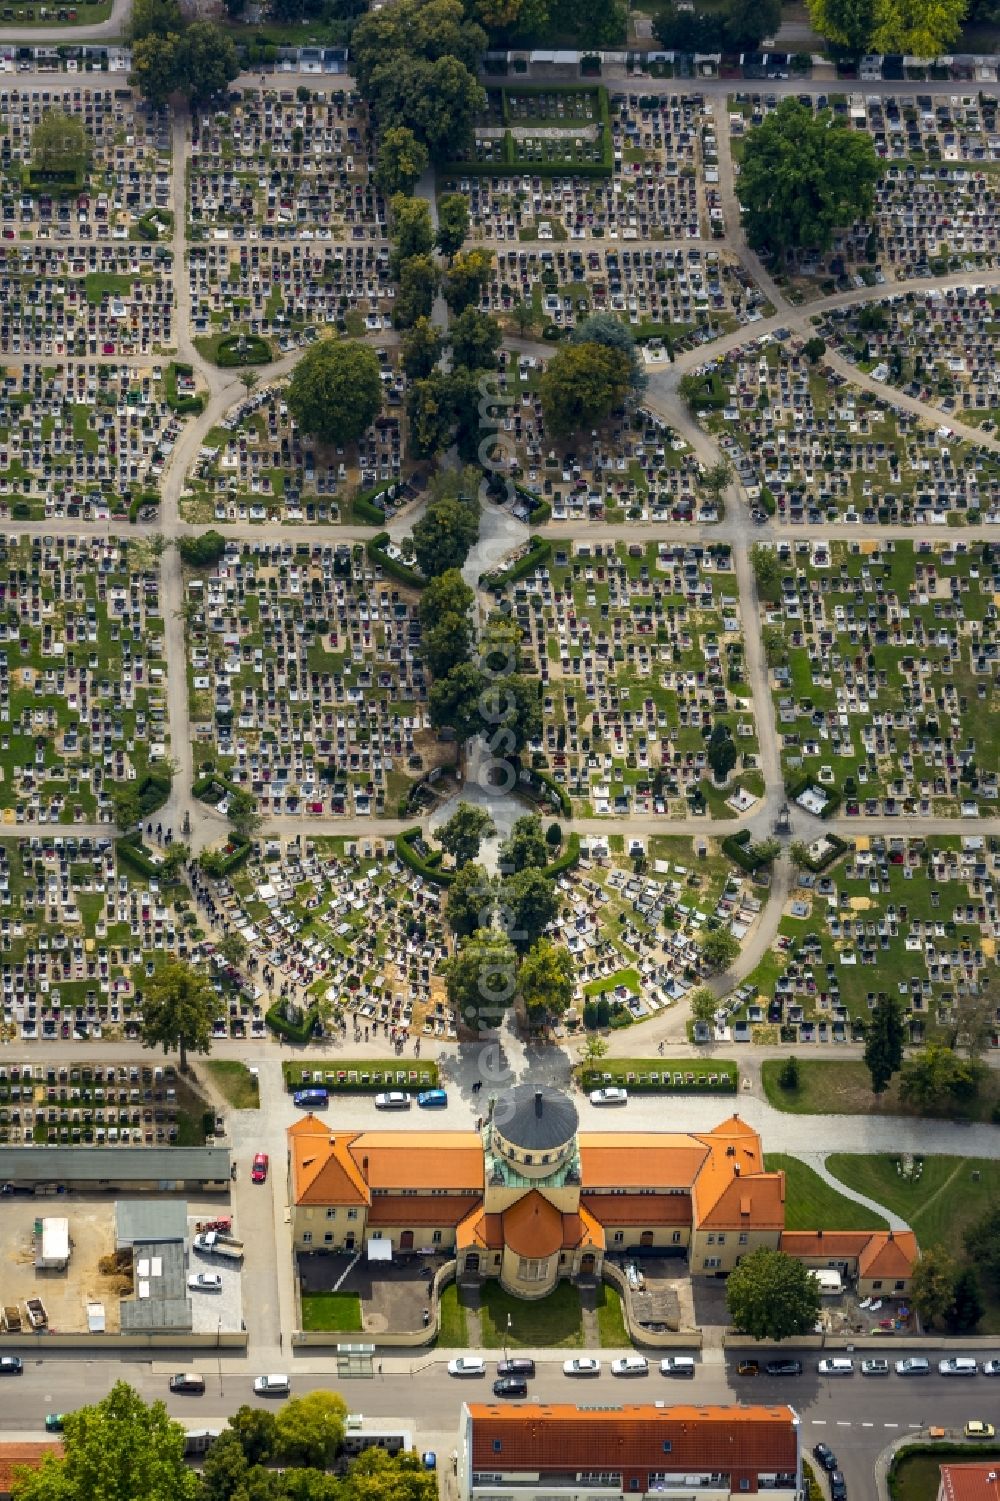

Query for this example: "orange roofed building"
[457,1402,801,1501]
[284,1083,903,1300]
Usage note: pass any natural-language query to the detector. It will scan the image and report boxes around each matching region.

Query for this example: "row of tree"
[806,0,971,60]
[129,0,240,108]
[9,1381,438,1501]
[655,0,782,54]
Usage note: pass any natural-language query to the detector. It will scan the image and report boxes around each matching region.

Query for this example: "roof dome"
[495,1084,579,1153]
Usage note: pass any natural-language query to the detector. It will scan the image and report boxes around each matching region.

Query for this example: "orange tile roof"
[578,1133,709,1190]
[581,1192,692,1227]
[456,1205,503,1252]
[466,1403,798,1479]
[779,1230,919,1279]
[502,1191,566,1258]
[347,1131,484,1192]
[288,1117,370,1207]
[940,1464,1000,1501]
[0,1442,63,1496]
[366,1196,478,1228]
[690,1117,785,1230]
[858,1230,918,1280]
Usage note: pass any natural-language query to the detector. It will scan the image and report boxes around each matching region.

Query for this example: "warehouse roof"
[0,1146,231,1183]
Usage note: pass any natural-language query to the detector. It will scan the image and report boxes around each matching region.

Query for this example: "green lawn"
[765,1154,888,1232]
[205,1061,259,1110]
[595,1283,628,1346]
[480,1283,584,1349]
[437,1283,468,1346]
[761,1058,999,1120]
[890,1447,1000,1501]
[84,272,135,305]
[300,1292,363,1332]
[827,1155,1000,1258]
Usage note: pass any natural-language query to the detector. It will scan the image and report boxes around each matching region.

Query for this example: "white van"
[659,1357,696,1377]
[939,1358,978,1377]
[817,1358,854,1376]
[254,1374,291,1396]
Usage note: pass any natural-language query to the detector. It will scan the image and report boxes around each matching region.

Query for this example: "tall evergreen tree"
[863,995,905,1095]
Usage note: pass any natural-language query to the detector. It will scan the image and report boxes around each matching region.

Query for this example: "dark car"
[492,1377,528,1398]
[830,1473,847,1501]
[813,1444,837,1473]
[496,1358,535,1378]
[765,1360,803,1376]
[736,1360,759,1376]
[0,1357,23,1376]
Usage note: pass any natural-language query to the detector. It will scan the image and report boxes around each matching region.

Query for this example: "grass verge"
[762,1058,999,1120]
[480,1282,584,1348]
[595,1283,628,1346]
[437,1283,468,1346]
[205,1061,259,1109]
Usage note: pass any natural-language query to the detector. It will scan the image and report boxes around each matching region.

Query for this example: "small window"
[740,1482,750,1493]
[347,1208,358,1221]
[717,1234,726,1245]
[894,1280,905,1291]
[432,1230,442,1244]
[707,1234,715,1245]
[493,1441,502,1455]
[671,1231,682,1245]
[738,1232,748,1246]
[629,1480,639,1491]
[872,1280,883,1290]
[326,1207,337,1219]
[662,1442,672,1455]
[613,1232,624,1244]
[323,1232,334,1244]
[525,1155,533,1165]
[302,1232,313,1245]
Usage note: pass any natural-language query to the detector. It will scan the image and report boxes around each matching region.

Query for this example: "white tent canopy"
[366,1237,392,1263]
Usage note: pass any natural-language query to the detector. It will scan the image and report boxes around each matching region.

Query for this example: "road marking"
[907,1424,921,1429]
[862,1423,874,1428]
[811,1419,827,1425]
[885,1423,899,1428]
[836,1421,851,1427]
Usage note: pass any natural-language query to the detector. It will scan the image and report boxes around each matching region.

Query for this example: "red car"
[251,1153,269,1184]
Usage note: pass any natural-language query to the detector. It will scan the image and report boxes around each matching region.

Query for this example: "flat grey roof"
[116,1199,189,1247]
[0,1145,231,1183]
[120,1240,192,1333]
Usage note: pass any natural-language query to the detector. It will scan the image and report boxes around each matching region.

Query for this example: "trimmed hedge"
[116,835,161,880]
[721,829,770,874]
[577,1060,738,1093]
[192,772,244,805]
[351,486,388,525]
[542,830,580,879]
[396,827,455,888]
[785,773,842,819]
[481,534,552,591]
[444,89,613,179]
[797,832,850,873]
[266,1002,318,1045]
[367,532,425,589]
[212,838,253,877]
[522,765,572,820]
[282,1060,440,1094]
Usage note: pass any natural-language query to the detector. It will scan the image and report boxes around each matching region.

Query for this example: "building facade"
[457,1402,801,1501]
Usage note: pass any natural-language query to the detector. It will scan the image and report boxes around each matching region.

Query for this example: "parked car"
[818,1359,854,1376]
[374,1091,411,1110]
[188,1273,223,1292]
[983,1359,1000,1375]
[254,1375,290,1397]
[563,1358,601,1376]
[44,1415,65,1432]
[251,1153,269,1184]
[830,1472,847,1501]
[497,1358,535,1377]
[417,1089,448,1109]
[895,1358,930,1376]
[492,1377,528,1398]
[861,1358,890,1376]
[764,1360,802,1376]
[168,1374,206,1395]
[736,1360,759,1376]
[448,1358,486,1377]
[659,1358,696,1376]
[611,1356,648,1377]
[964,1421,996,1439]
[0,1357,23,1376]
[939,1358,978,1376]
[589,1086,628,1106]
[292,1087,328,1109]
[812,1444,837,1473]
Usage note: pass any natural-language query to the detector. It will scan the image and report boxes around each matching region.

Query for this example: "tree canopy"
[130,19,239,107]
[287,341,383,447]
[442,248,494,313]
[570,313,647,395]
[805,0,877,51]
[436,192,470,257]
[699,926,740,973]
[500,865,559,949]
[499,813,549,873]
[401,318,444,381]
[444,928,518,1031]
[411,493,480,578]
[450,307,503,372]
[273,1392,347,1469]
[445,861,494,938]
[539,342,632,437]
[31,110,91,178]
[179,529,227,568]
[863,995,905,1095]
[726,1248,821,1342]
[390,194,434,268]
[11,1381,197,1501]
[519,937,574,1020]
[136,959,222,1072]
[376,126,429,196]
[739,99,882,257]
[438,802,496,867]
